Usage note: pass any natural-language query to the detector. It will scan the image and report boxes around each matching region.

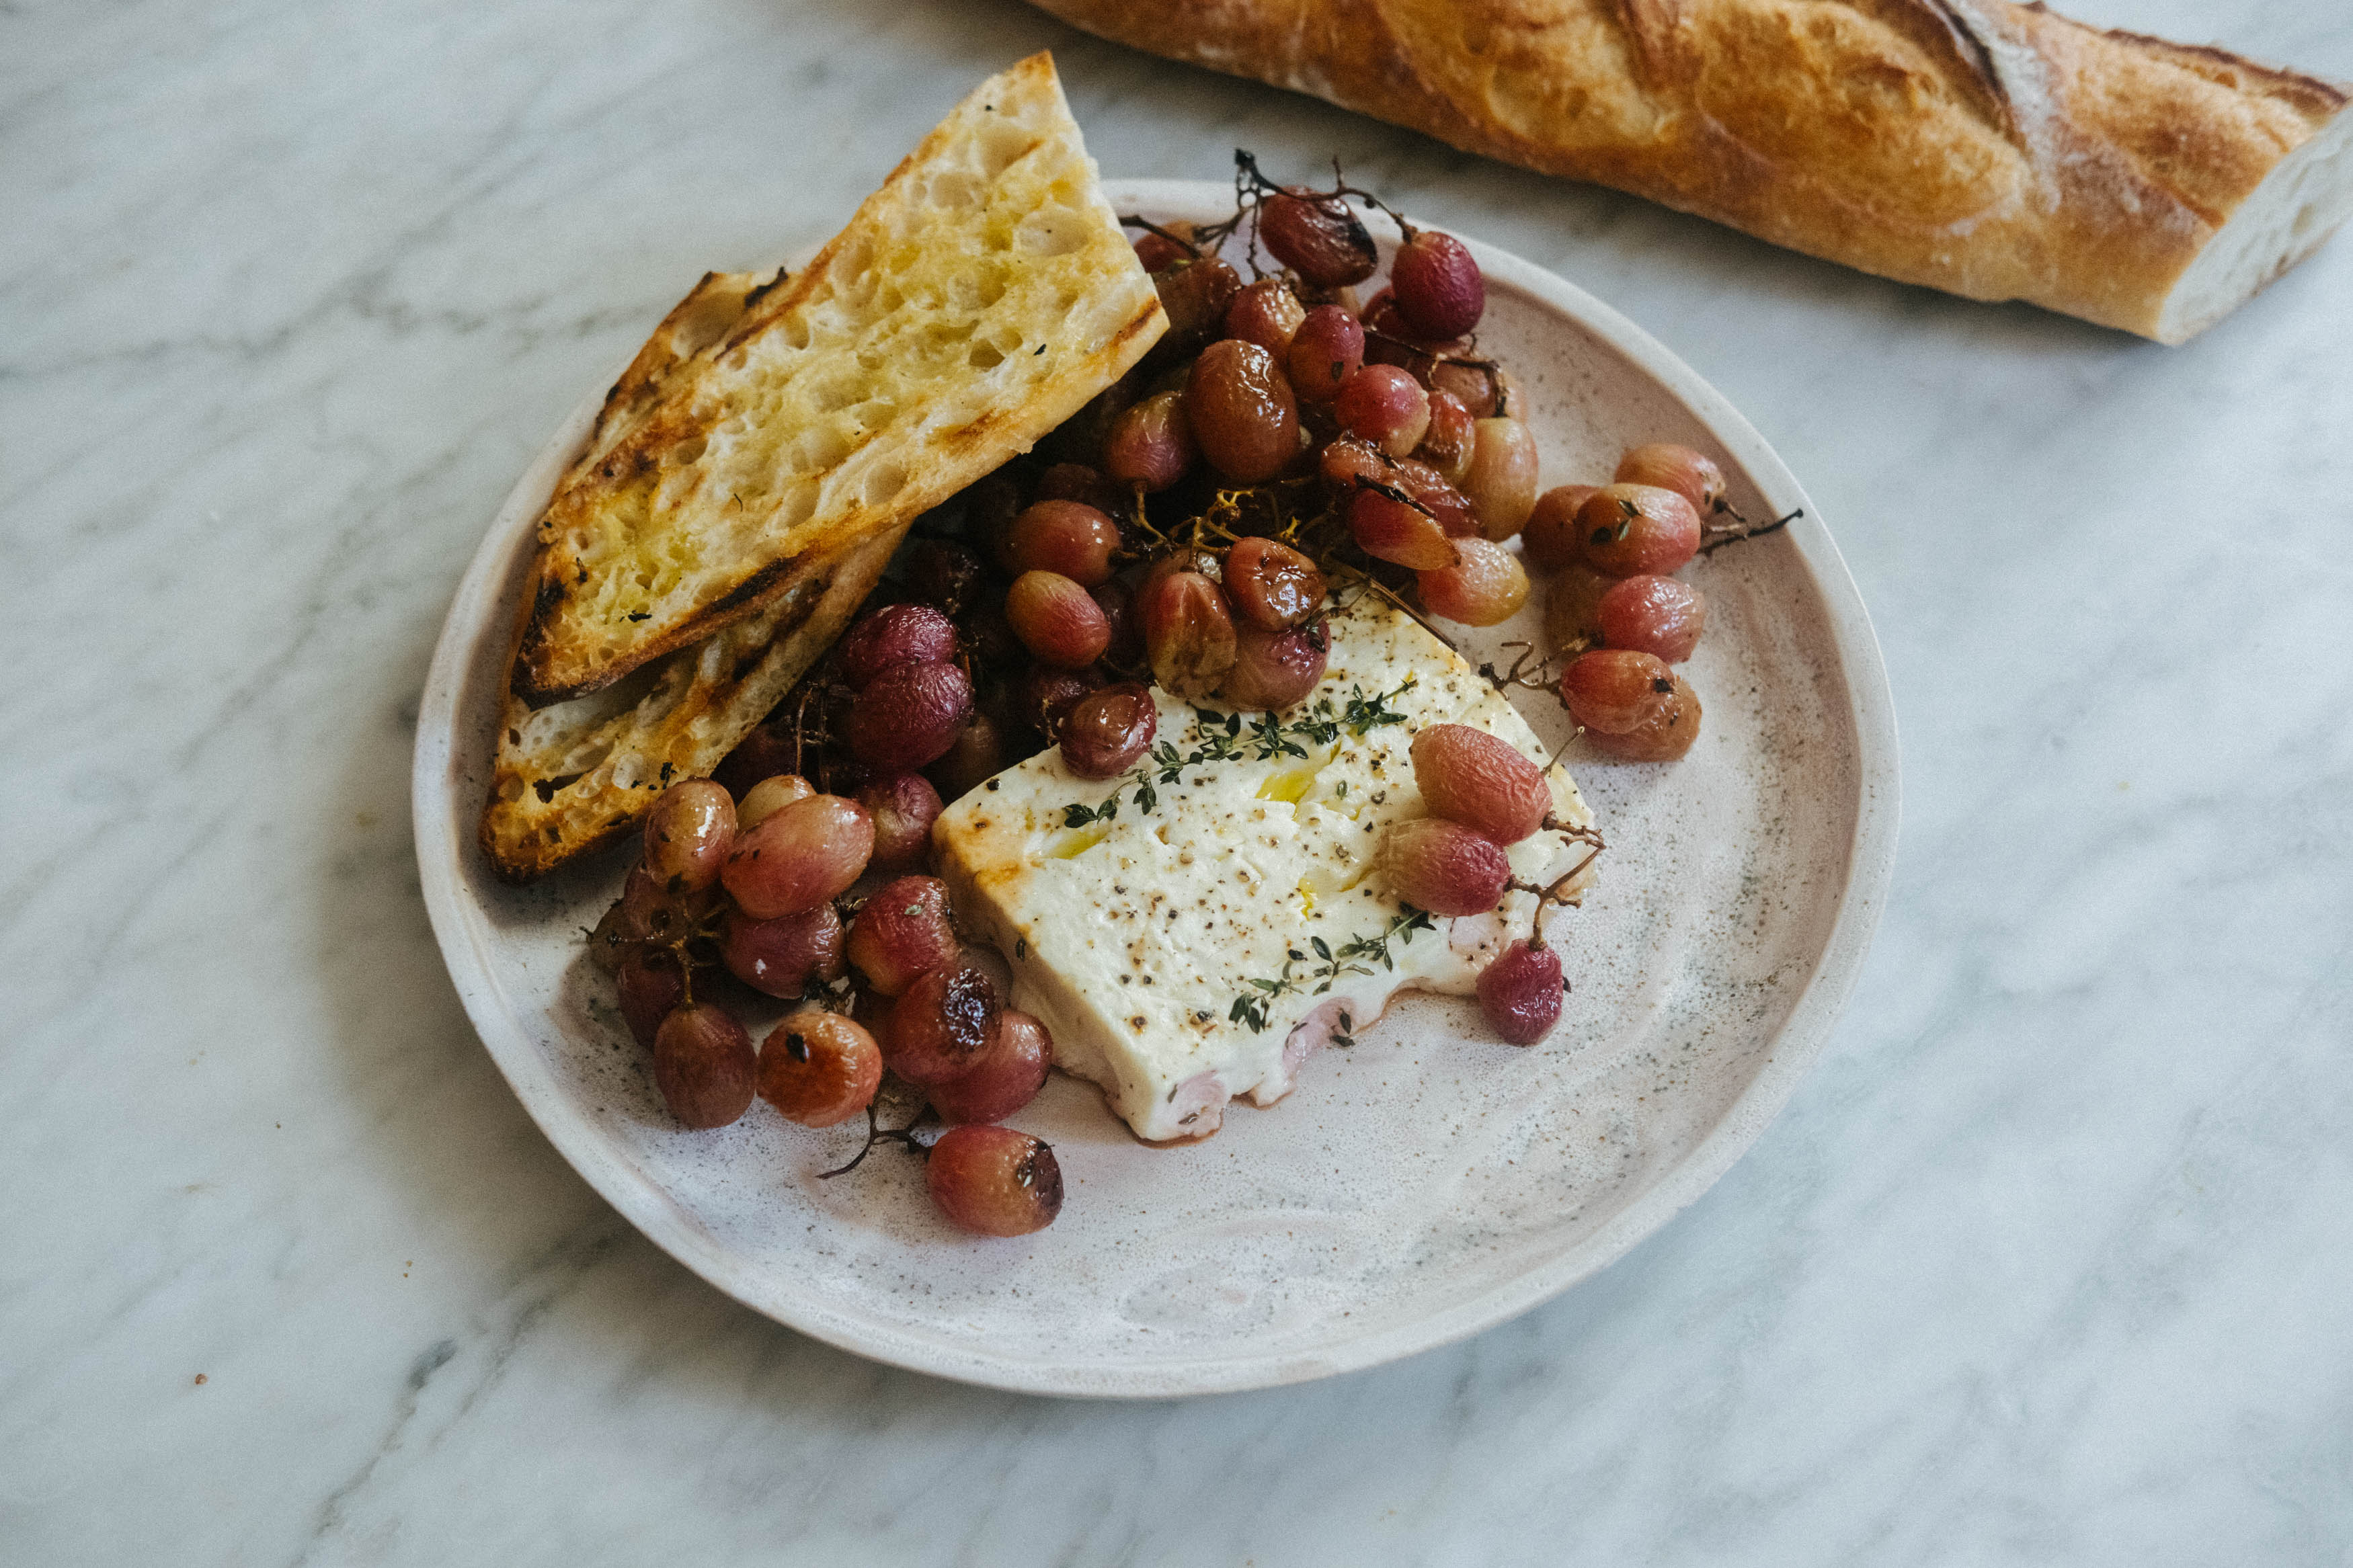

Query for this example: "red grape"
[1392,458,1478,538]
[616,860,709,948]
[957,596,1023,670]
[1380,817,1511,916]
[1410,725,1550,845]
[1092,578,1142,666]
[906,538,985,616]
[925,1009,1053,1125]
[1390,229,1485,339]
[846,876,959,997]
[1431,356,1505,418]
[1006,501,1121,587]
[1544,562,1614,655]
[720,902,844,998]
[736,772,815,831]
[1285,304,1365,403]
[713,720,807,800]
[1015,662,1108,738]
[1103,390,1195,492]
[1318,434,1390,491]
[1219,624,1327,711]
[1414,388,1476,484]
[1418,538,1529,626]
[1478,938,1564,1044]
[1060,684,1158,778]
[1463,418,1540,540]
[1132,228,1189,272]
[641,780,735,893]
[1560,649,1675,735]
[1597,575,1706,663]
[838,603,958,690]
[1139,568,1238,698]
[1335,364,1429,458]
[616,946,685,1050]
[1187,339,1300,483]
[1153,256,1242,345]
[1523,485,1599,571]
[721,793,873,919]
[857,771,943,870]
[844,659,973,770]
[756,1011,883,1127]
[926,710,1011,802]
[1348,483,1459,571]
[883,960,1003,1084]
[588,899,635,974]
[1259,188,1378,286]
[1587,675,1701,761]
[1222,536,1326,630]
[1006,570,1113,669]
[1224,277,1306,354]
[1615,442,1728,515]
[1037,462,1127,518]
[1579,485,1700,577]
[653,1003,757,1129]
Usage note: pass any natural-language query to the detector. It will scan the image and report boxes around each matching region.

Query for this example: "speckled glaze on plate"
[413,180,1898,1397]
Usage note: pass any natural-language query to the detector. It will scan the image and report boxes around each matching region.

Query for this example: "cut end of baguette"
[512,51,1165,704]
[2157,106,2353,345]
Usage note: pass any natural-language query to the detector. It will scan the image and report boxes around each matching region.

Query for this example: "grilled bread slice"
[510,52,1165,704]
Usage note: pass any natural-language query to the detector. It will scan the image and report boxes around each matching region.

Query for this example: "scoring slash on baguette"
[509,50,1166,706]
[1029,0,2352,343]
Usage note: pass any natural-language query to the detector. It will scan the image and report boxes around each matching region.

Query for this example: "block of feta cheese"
[933,595,1597,1143]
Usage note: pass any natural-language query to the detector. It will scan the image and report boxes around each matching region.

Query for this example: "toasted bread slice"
[510,52,1164,704]
[479,524,904,882]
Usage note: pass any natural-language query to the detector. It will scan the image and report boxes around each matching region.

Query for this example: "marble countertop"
[7,0,2350,1561]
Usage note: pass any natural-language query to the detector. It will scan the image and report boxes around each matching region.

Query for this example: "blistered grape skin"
[1335,364,1430,458]
[1005,571,1113,669]
[1414,388,1476,484]
[1380,817,1511,917]
[640,780,735,893]
[720,903,845,998]
[1187,339,1301,484]
[846,876,960,997]
[1060,684,1158,778]
[653,1003,758,1130]
[1006,501,1121,587]
[1418,538,1529,627]
[844,659,974,771]
[1616,442,1728,515]
[1478,939,1564,1044]
[1153,256,1243,345]
[1579,485,1702,577]
[616,946,686,1050]
[925,710,1010,803]
[1318,434,1390,491]
[736,772,815,831]
[1348,484,1460,571]
[1224,277,1307,354]
[926,1125,1065,1236]
[1587,674,1702,761]
[1392,458,1478,538]
[1463,419,1540,541]
[1560,649,1676,735]
[1524,485,1599,571]
[721,794,875,919]
[1390,229,1486,339]
[1431,357,1506,419]
[1223,536,1326,631]
[588,900,635,974]
[925,1010,1053,1125]
[838,603,959,691]
[1139,569,1238,699]
[1285,306,1365,403]
[857,772,944,871]
[617,861,707,949]
[1259,188,1379,286]
[1103,391,1195,492]
[883,961,1004,1085]
[1015,663,1108,739]
[756,1011,883,1128]
[1411,725,1551,845]
[1597,575,1707,663]
[1220,624,1328,711]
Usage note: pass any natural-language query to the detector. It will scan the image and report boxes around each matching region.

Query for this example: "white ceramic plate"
[413,180,1897,1397]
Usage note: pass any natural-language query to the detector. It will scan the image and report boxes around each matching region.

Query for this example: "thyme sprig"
[1228,907,1437,1033]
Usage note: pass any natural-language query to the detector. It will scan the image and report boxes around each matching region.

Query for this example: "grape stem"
[1698,506,1802,555]
[816,1101,934,1180]
[1507,834,1607,947]
[1117,214,1205,261]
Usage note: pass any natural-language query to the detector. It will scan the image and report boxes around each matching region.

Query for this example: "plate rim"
[411,177,1901,1398]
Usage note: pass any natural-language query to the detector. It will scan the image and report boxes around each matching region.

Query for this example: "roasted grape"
[1187,339,1301,483]
[1478,939,1564,1044]
[1220,624,1327,710]
[653,1003,758,1129]
[1523,485,1599,571]
[1415,388,1476,484]
[1015,662,1107,738]
[1560,649,1675,735]
[1103,390,1195,492]
[1579,484,1701,577]
[616,860,708,948]
[925,1010,1052,1125]
[1285,304,1365,403]
[736,772,815,831]
[858,772,943,870]
[1615,442,1728,515]
[1431,356,1505,419]
[883,960,1004,1085]
[757,1011,883,1127]
[1410,725,1550,845]
[1335,364,1429,458]
[714,721,807,801]
[720,903,845,998]
[616,946,686,1050]
[1379,817,1511,917]
[1348,482,1459,571]
[588,899,636,974]
[1462,418,1540,540]
[1222,536,1326,630]
[1597,575,1706,663]
[1152,255,1242,345]
[1006,501,1121,587]
[1132,226,1189,272]
[846,876,959,997]
[721,793,874,919]
[1418,538,1529,626]
[905,537,985,616]
[1224,277,1307,354]
[926,710,1010,802]
[1543,562,1614,656]
[641,780,735,893]
[926,1124,1064,1236]
[1259,187,1378,286]
[1392,458,1478,538]
[1318,433,1390,491]
[1390,229,1485,339]
[1006,570,1113,669]
[844,659,973,770]
[1060,683,1158,778]
[838,603,959,691]
[1037,462,1126,518]
[1139,568,1238,698]
[1587,674,1701,761]
[1092,578,1142,666]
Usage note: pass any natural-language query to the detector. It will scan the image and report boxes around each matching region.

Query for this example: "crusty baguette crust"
[1029,0,2349,340]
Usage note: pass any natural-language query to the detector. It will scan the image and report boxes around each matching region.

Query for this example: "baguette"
[510,52,1164,704]
[1029,0,2352,343]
